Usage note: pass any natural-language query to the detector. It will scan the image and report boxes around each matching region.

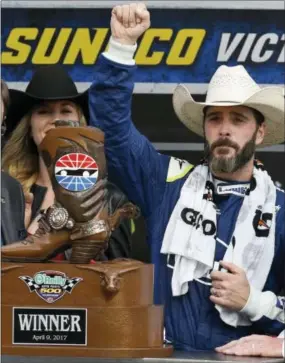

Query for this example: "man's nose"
[219,119,231,137]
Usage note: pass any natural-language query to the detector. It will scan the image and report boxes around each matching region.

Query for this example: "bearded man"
[88,3,285,351]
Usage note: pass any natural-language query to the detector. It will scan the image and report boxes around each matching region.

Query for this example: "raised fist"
[111,3,150,45]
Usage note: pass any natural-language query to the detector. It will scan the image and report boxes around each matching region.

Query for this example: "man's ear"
[255,122,266,146]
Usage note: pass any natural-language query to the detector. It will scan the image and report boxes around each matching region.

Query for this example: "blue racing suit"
[88,54,285,351]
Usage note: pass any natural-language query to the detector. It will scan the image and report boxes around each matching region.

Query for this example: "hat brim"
[173,85,285,148]
[5,88,90,136]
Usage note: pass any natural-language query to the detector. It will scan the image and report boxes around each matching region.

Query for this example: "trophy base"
[2,345,173,358]
[2,262,173,358]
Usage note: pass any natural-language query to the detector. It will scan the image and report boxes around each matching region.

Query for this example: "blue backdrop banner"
[1,8,284,88]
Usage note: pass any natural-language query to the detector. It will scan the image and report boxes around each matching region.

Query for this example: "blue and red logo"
[55,153,98,191]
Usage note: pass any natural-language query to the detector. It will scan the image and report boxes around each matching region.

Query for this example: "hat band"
[208,100,240,104]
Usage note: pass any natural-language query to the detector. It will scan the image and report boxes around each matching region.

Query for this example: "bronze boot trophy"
[40,126,139,263]
[1,126,139,263]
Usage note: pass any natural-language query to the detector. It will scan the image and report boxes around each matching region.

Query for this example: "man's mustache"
[210,138,239,152]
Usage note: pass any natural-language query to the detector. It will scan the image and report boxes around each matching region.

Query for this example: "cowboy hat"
[5,65,89,135]
[173,65,284,147]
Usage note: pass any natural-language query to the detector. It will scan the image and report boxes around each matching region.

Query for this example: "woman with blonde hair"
[2,66,133,259]
[3,65,89,229]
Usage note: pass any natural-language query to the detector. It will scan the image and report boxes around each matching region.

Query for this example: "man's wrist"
[103,36,137,65]
[240,286,279,323]
[112,36,136,46]
[240,285,261,319]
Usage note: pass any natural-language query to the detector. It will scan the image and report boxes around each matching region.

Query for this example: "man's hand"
[215,335,283,357]
[210,261,250,311]
[111,3,150,45]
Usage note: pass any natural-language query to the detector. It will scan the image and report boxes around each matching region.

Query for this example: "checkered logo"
[19,271,83,304]
[62,277,83,293]
[19,276,40,292]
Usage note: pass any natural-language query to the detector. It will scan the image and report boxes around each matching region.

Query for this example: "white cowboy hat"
[173,65,284,147]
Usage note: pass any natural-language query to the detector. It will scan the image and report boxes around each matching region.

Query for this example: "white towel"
[161,164,276,327]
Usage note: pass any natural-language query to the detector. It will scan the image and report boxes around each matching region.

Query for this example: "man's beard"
[205,131,257,174]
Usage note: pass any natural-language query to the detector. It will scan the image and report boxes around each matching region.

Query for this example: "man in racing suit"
[88,3,285,351]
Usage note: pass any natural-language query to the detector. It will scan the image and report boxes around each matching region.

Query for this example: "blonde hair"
[2,104,87,195]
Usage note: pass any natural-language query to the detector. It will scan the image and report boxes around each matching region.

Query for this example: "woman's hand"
[24,192,34,228]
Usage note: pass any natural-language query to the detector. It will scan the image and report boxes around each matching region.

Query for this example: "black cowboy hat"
[5,65,89,135]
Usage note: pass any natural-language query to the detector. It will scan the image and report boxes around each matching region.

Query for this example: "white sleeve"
[103,37,137,65]
[240,286,285,323]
